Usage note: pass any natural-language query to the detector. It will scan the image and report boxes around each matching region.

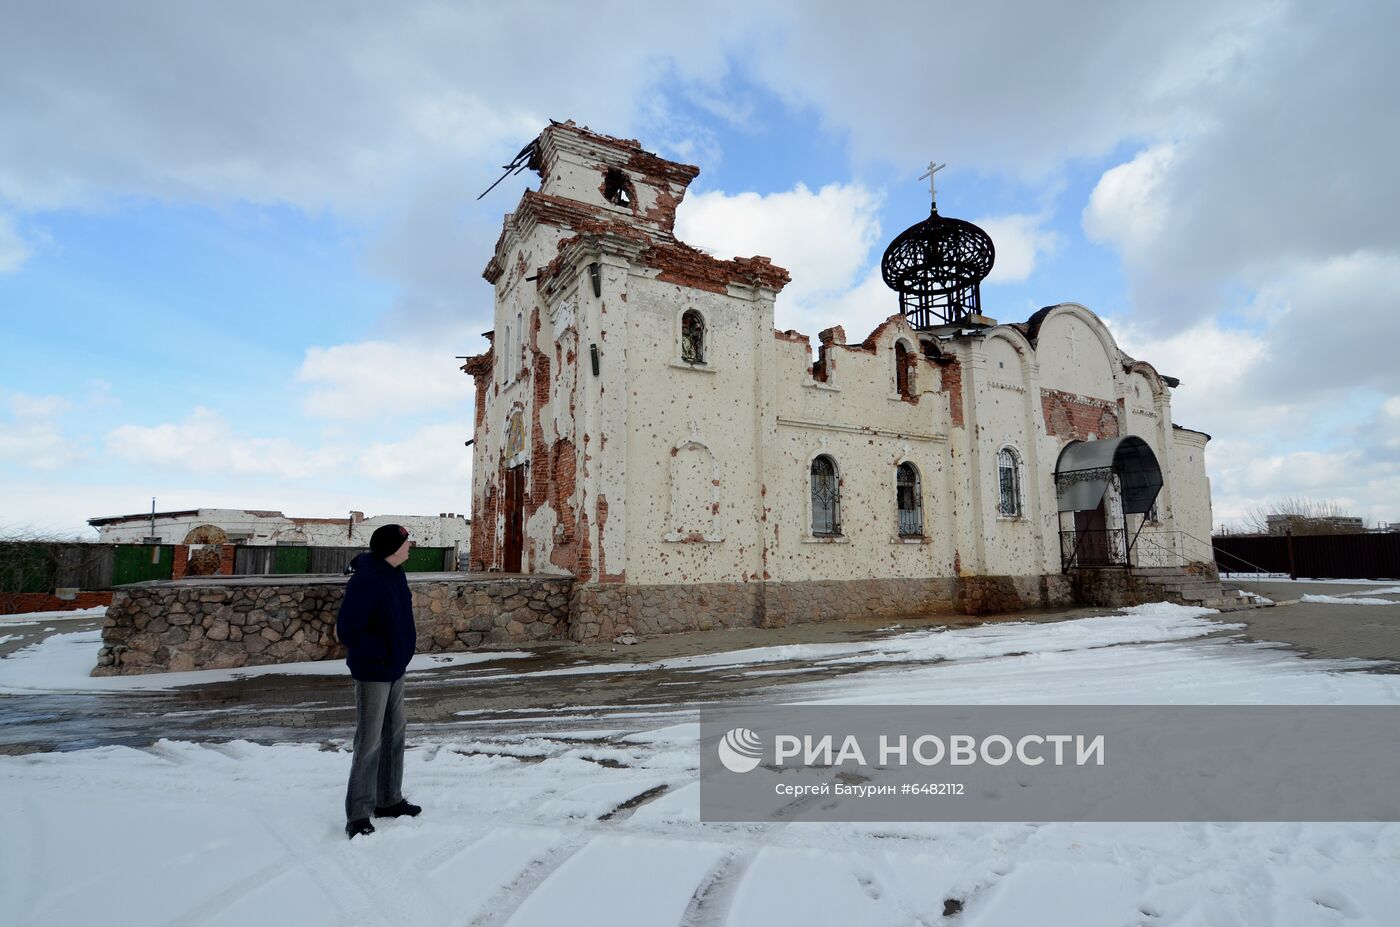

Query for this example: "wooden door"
[1074,500,1110,565]
[503,465,525,573]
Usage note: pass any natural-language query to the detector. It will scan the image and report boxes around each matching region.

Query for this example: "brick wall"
[1041,388,1120,441]
[0,591,113,616]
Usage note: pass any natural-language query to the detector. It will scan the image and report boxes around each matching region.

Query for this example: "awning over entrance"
[1054,435,1163,514]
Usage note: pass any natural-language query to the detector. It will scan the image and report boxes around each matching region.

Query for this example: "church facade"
[463,122,1217,640]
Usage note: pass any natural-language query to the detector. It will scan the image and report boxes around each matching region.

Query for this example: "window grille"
[896,462,922,536]
[997,447,1021,517]
[811,455,841,535]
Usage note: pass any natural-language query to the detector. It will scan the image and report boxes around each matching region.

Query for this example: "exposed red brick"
[773,329,811,346]
[0,591,113,615]
[643,242,790,295]
[940,358,965,428]
[596,494,625,584]
[575,511,592,583]
[1041,388,1120,440]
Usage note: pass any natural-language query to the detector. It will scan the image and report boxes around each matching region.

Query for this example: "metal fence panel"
[403,546,451,572]
[1214,533,1400,579]
[111,545,175,586]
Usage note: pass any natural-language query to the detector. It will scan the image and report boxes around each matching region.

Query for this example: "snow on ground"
[0,628,531,694]
[4,604,1400,925]
[1222,574,1400,585]
[1300,594,1399,606]
[0,605,106,626]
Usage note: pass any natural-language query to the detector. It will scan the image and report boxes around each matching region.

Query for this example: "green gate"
[111,545,174,586]
[403,546,452,572]
[273,545,311,574]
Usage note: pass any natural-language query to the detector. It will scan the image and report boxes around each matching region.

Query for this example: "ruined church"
[462,121,1218,640]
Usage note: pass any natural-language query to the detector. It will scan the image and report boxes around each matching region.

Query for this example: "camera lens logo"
[717,727,764,773]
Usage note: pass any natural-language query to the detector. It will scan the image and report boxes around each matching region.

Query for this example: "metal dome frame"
[881,209,996,329]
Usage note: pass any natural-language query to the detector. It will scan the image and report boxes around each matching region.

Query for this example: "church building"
[463,121,1220,641]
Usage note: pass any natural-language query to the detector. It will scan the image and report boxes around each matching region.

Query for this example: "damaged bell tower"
[462,121,789,606]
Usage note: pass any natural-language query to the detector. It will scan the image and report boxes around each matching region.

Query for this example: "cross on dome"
[918,161,947,211]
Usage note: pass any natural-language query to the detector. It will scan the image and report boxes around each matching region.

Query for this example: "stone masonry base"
[93,570,1170,676]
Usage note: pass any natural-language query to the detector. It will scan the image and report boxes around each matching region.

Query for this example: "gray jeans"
[344,677,406,822]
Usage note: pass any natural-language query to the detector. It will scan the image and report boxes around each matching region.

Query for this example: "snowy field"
[4,603,1400,925]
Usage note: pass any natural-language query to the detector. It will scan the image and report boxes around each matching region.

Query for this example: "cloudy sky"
[2,0,1397,537]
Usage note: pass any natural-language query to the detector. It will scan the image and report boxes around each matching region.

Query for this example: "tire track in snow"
[678,850,753,927]
[160,857,296,927]
[462,835,594,927]
[253,812,387,926]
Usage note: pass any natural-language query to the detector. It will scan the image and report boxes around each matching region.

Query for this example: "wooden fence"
[2,541,458,594]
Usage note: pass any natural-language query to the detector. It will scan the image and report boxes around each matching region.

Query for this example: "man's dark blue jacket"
[336,553,417,682]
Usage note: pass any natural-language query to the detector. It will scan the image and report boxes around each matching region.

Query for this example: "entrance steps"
[1129,566,1237,609]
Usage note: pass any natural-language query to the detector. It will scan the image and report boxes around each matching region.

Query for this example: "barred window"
[681,310,705,364]
[997,447,1022,517]
[811,455,841,535]
[896,462,922,537]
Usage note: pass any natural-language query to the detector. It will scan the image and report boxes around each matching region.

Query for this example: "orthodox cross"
[919,161,947,210]
[1067,325,1080,362]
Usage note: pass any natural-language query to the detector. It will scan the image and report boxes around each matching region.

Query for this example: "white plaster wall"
[960,331,1050,576]
[763,317,957,582]
[1034,310,1120,402]
[1169,430,1215,562]
[618,275,767,584]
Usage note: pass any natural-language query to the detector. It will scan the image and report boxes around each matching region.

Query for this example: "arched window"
[515,312,524,375]
[681,310,705,365]
[895,341,912,398]
[997,447,1022,517]
[501,322,511,380]
[811,455,841,535]
[896,462,922,536]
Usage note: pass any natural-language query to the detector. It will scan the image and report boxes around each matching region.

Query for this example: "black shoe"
[346,818,375,840]
[373,799,422,818]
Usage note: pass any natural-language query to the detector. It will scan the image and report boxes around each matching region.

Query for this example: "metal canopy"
[1054,436,1163,514]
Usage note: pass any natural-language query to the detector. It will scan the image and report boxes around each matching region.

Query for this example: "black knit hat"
[369,523,409,559]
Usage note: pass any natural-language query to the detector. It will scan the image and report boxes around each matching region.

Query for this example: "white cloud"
[978,213,1059,284]
[0,421,82,470]
[754,1,1278,176]
[107,408,347,479]
[7,392,72,419]
[296,340,475,420]
[0,213,29,273]
[1082,145,1176,263]
[675,182,883,306]
[359,423,472,482]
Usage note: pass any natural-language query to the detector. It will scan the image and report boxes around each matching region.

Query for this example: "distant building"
[1265,514,1365,535]
[87,508,471,560]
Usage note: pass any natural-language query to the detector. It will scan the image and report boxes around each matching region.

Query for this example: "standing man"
[337,523,422,839]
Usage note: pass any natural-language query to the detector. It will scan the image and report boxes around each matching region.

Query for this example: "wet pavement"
[3,588,1397,755]
[1219,579,1400,665]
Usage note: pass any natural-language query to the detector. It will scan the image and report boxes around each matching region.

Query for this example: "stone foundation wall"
[565,576,1076,641]
[1070,569,1165,608]
[956,575,1075,615]
[93,571,1095,676]
[94,575,573,676]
